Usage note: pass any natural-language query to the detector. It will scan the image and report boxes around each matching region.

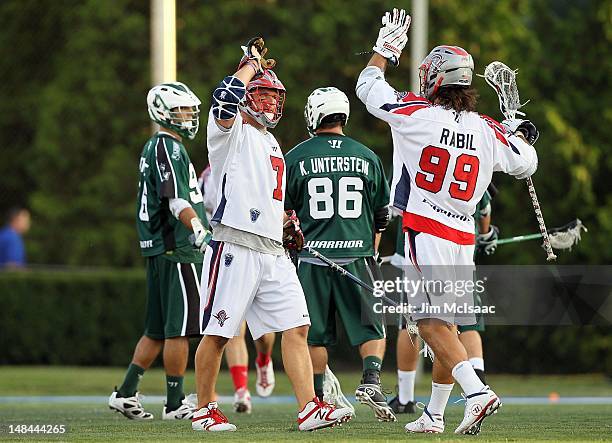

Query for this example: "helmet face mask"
[418,46,474,100]
[241,70,286,128]
[147,82,201,139]
[304,87,350,136]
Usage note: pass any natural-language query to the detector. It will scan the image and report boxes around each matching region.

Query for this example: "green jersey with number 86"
[285,134,389,258]
[136,133,205,261]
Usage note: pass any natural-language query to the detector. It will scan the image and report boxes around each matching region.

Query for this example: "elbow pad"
[168,198,191,220]
[374,206,390,232]
[356,66,384,103]
[212,76,246,120]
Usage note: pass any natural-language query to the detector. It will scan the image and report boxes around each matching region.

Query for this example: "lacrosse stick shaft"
[302,246,412,322]
[497,233,543,245]
[525,177,557,261]
[303,246,375,292]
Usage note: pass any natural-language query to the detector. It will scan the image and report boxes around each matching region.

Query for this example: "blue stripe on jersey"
[508,140,521,155]
[202,241,223,331]
[211,174,227,224]
[380,100,430,112]
[393,165,412,210]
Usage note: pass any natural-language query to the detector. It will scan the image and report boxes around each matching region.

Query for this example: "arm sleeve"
[488,119,538,179]
[284,158,296,210]
[373,156,391,211]
[207,109,243,172]
[356,66,430,130]
[155,137,192,200]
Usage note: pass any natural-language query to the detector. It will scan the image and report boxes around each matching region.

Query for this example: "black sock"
[474,368,486,384]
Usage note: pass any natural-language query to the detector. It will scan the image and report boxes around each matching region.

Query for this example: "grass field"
[1,367,612,442]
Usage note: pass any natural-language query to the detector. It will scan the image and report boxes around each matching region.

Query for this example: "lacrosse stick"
[302,245,416,321]
[497,219,587,250]
[481,61,556,261]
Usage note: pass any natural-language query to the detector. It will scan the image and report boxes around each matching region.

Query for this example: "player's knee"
[202,334,230,351]
[283,324,309,340]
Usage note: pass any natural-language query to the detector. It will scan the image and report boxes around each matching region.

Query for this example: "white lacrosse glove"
[238,37,276,76]
[502,118,539,145]
[476,225,499,256]
[191,217,212,253]
[373,8,411,66]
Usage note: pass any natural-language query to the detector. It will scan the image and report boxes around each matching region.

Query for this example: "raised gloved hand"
[191,218,212,253]
[476,225,499,256]
[373,8,411,66]
[283,210,304,252]
[502,118,539,145]
[238,36,276,76]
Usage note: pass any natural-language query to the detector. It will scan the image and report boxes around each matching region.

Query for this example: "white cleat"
[192,402,237,432]
[405,407,444,433]
[256,360,275,397]
[233,387,252,414]
[108,389,154,420]
[162,396,197,420]
[323,365,355,416]
[454,386,501,435]
[297,397,353,431]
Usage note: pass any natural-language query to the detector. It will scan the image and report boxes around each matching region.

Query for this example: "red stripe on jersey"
[392,103,430,116]
[402,212,475,245]
[401,92,431,104]
[441,45,469,56]
[480,114,509,147]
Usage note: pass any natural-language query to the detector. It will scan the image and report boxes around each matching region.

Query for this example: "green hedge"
[0,270,610,375]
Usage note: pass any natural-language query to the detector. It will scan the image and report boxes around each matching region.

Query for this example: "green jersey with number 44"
[136,133,205,262]
[285,134,390,258]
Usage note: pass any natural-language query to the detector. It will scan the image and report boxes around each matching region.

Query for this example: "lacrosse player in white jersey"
[191,37,352,432]
[357,9,539,435]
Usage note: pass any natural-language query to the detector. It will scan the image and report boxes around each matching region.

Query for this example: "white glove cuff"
[169,198,191,220]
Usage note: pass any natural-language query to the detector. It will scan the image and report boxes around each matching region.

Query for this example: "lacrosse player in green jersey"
[109,82,212,421]
[285,87,395,421]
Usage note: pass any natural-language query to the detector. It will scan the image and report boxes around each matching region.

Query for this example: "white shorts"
[405,230,476,325]
[200,240,310,339]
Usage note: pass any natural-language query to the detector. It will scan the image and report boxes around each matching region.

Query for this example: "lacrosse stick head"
[480,61,529,120]
[547,219,588,251]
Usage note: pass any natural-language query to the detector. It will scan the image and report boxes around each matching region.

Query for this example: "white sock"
[397,370,416,403]
[469,357,485,371]
[427,382,454,417]
[452,361,485,395]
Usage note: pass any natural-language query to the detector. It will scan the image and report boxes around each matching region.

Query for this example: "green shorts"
[458,286,486,333]
[298,259,385,347]
[144,255,203,339]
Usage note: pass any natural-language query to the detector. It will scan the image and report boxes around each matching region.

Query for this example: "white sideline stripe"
[1,395,612,405]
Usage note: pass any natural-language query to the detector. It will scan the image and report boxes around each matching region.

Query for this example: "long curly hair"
[431,86,479,113]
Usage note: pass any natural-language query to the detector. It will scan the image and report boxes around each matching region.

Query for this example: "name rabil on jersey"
[297,155,371,177]
[439,128,475,151]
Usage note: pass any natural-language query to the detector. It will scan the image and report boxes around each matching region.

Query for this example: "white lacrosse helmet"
[147,82,201,139]
[419,45,474,99]
[304,87,350,136]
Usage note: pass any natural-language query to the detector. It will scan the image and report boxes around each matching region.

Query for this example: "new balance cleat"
[162,396,197,420]
[192,402,237,432]
[405,406,444,433]
[454,386,501,435]
[108,389,153,420]
[355,383,397,422]
[297,397,353,431]
[256,359,275,397]
[389,395,416,414]
[233,387,252,414]
[323,365,355,416]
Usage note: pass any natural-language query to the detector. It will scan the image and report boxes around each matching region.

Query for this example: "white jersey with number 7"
[207,110,285,243]
[356,66,538,244]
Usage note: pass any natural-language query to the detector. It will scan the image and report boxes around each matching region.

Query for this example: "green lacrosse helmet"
[147,82,201,139]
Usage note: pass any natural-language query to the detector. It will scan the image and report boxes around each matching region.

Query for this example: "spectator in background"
[0,207,31,269]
